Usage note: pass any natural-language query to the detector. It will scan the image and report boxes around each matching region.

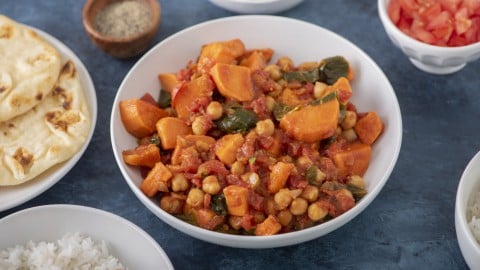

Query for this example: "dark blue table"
[1,1,478,269]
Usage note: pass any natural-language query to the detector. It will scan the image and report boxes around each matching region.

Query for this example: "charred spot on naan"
[45,110,81,132]
[52,86,72,110]
[0,24,13,39]
[13,147,34,169]
[60,61,76,79]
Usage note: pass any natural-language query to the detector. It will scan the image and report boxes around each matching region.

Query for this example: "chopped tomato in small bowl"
[388,0,480,47]
[378,0,480,74]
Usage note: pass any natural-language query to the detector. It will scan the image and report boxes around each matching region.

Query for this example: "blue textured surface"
[1,0,479,269]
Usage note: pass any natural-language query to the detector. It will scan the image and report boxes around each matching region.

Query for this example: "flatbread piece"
[0,61,91,186]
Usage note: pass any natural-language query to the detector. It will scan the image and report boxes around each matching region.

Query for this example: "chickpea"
[255,119,275,137]
[308,202,328,221]
[301,185,319,203]
[341,128,358,142]
[315,168,326,184]
[341,110,357,129]
[313,82,328,99]
[274,189,293,210]
[296,156,313,170]
[276,56,294,71]
[277,210,293,226]
[247,172,260,189]
[228,215,242,230]
[252,211,266,223]
[202,175,221,195]
[265,96,277,112]
[171,174,189,192]
[231,161,245,176]
[160,196,183,214]
[347,175,366,189]
[191,116,210,135]
[264,64,282,81]
[335,126,342,137]
[290,197,308,216]
[206,101,223,120]
[186,188,204,208]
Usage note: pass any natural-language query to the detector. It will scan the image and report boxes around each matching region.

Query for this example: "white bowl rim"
[110,14,403,248]
[0,204,174,270]
[456,151,480,259]
[378,0,480,52]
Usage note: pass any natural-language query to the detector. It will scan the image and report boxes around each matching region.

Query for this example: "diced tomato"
[455,7,473,34]
[399,0,417,13]
[419,3,442,23]
[412,19,437,44]
[461,0,480,15]
[389,0,480,46]
[388,0,402,24]
[440,0,462,14]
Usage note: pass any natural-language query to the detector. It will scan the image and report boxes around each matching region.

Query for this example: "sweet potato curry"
[119,39,384,236]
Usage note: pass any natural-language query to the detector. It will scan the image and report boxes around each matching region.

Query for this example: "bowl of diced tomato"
[378,0,480,74]
[110,15,402,248]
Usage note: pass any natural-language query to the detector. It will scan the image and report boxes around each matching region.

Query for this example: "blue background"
[1,0,479,269]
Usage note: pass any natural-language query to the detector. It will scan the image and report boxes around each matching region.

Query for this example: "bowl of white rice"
[0,204,174,270]
[455,151,480,269]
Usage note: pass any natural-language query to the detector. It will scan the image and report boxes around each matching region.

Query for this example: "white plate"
[0,204,174,269]
[111,15,402,248]
[0,26,97,212]
[209,0,303,14]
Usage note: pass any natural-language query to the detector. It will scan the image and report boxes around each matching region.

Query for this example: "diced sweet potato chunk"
[323,77,352,105]
[122,144,161,168]
[240,50,267,71]
[254,215,282,236]
[156,117,192,150]
[214,133,245,166]
[268,162,295,194]
[119,99,168,138]
[210,63,253,101]
[158,73,179,93]
[198,39,245,67]
[141,162,173,197]
[223,185,249,216]
[279,99,339,143]
[333,143,372,179]
[354,112,383,145]
[172,75,214,120]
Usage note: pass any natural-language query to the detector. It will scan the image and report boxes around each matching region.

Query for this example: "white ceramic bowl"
[0,26,97,212]
[455,151,480,269]
[0,204,174,269]
[209,0,303,14]
[111,15,403,248]
[378,0,480,74]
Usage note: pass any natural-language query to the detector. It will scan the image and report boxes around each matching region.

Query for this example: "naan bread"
[0,61,91,186]
[0,15,62,122]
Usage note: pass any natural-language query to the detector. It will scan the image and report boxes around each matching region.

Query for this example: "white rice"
[0,232,125,270]
[468,191,480,243]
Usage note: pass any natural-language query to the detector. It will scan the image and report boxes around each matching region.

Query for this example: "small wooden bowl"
[82,0,161,59]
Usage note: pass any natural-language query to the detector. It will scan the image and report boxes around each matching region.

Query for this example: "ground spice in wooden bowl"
[94,0,152,38]
[82,0,161,58]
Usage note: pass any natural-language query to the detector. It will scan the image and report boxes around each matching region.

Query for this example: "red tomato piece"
[455,7,473,35]
[388,0,402,24]
[440,0,462,14]
[389,0,480,46]
[411,19,436,44]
